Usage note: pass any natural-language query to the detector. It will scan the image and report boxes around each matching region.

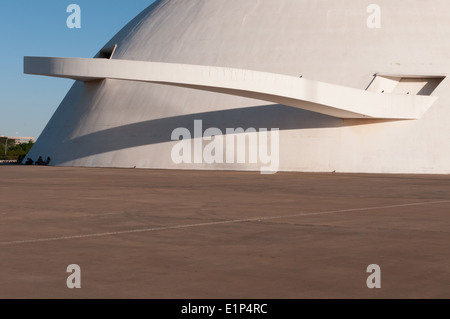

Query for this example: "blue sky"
[0,1,154,140]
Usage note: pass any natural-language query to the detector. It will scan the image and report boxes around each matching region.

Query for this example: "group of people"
[24,156,51,166]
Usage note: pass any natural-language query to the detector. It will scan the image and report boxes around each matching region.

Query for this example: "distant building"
[1,136,34,145]
[12,137,34,145]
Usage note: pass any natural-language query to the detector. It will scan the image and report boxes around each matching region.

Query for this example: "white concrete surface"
[24,0,450,174]
[24,57,436,119]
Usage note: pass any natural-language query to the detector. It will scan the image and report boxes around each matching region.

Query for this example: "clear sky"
[0,1,154,140]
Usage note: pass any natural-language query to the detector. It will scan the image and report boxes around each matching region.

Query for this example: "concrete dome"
[27,0,450,173]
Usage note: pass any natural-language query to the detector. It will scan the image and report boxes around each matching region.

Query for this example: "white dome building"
[25,0,450,174]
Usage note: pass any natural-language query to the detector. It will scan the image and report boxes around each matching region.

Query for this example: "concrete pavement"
[0,166,449,298]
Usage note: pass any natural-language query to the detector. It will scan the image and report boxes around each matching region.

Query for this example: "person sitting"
[25,158,34,165]
[36,156,45,165]
[45,157,51,166]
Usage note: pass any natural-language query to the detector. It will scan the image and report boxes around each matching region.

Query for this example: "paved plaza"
[0,166,449,298]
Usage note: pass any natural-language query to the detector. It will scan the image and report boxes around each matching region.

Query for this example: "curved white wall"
[27,0,450,174]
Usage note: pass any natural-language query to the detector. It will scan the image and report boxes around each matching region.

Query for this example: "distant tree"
[14,141,34,154]
[0,138,34,160]
[0,137,12,159]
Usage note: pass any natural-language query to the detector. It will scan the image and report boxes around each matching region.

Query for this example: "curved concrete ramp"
[24,56,437,119]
